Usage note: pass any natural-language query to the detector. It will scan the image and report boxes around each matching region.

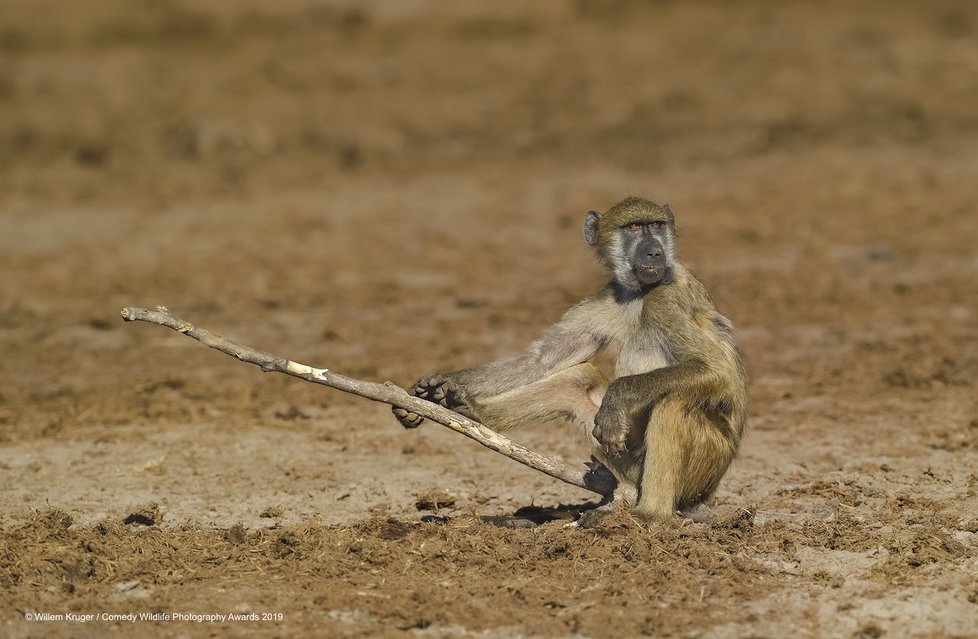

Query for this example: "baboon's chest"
[613,331,672,377]
[608,300,673,377]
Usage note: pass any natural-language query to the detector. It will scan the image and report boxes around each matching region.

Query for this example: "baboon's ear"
[584,210,601,246]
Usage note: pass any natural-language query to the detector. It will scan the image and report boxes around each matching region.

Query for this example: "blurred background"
[2,0,976,503]
[2,0,977,635]
[3,0,978,508]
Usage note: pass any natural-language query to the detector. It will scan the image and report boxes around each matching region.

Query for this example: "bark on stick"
[120,306,617,497]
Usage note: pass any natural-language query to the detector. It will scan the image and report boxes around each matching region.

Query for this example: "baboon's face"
[584,197,677,290]
[620,219,672,286]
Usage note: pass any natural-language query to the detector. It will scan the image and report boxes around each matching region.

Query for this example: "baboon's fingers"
[443,380,469,405]
[601,440,627,458]
[413,374,446,399]
[576,506,615,529]
[592,419,628,458]
[392,406,424,429]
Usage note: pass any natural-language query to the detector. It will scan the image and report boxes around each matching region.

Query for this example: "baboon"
[393,197,748,521]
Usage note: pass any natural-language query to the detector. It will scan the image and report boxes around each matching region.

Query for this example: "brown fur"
[395,197,748,521]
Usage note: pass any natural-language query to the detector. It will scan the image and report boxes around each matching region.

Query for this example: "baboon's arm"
[600,360,712,415]
[592,359,736,456]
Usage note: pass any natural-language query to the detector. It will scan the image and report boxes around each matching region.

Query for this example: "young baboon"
[393,197,748,521]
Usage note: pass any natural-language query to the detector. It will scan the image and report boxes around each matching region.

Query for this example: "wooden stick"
[120,306,618,497]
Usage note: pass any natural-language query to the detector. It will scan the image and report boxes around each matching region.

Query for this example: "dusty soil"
[2,1,977,637]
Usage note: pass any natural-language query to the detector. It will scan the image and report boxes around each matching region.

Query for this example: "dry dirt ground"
[1,1,977,637]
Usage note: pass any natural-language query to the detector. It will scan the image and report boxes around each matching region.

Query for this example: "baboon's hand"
[592,403,629,457]
[593,380,634,457]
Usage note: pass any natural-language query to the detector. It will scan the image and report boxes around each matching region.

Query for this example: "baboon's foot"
[392,406,425,429]
[679,503,715,524]
[412,374,478,420]
[393,373,478,428]
[576,499,635,529]
[576,505,614,529]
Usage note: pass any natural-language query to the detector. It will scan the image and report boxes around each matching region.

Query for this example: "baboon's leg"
[475,364,648,504]
[397,364,610,436]
[635,397,736,521]
[472,362,609,441]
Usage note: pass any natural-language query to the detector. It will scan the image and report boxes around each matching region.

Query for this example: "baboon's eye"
[650,221,663,230]
[627,222,643,232]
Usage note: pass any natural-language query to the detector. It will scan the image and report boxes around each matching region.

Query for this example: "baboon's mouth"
[635,265,665,284]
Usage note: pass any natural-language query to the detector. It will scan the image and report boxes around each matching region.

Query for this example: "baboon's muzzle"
[633,237,669,285]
